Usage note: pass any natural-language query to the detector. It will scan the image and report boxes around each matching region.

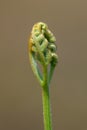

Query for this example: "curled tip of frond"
[29,22,58,66]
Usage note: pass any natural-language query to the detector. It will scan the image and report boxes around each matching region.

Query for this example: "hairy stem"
[42,85,52,130]
[42,65,52,130]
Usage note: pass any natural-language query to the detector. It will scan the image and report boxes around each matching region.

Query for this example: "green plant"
[28,22,58,130]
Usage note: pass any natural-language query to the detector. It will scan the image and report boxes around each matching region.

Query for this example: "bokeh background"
[0,0,87,130]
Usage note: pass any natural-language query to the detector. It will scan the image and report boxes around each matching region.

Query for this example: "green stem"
[48,65,55,84]
[42,84,52,130]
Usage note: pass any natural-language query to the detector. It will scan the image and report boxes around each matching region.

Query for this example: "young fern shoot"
[28,22,58,130]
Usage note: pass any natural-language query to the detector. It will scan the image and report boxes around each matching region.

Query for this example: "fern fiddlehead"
[28,22,58,130]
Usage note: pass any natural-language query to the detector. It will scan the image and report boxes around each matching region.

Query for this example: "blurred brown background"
[0,0,87,130]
